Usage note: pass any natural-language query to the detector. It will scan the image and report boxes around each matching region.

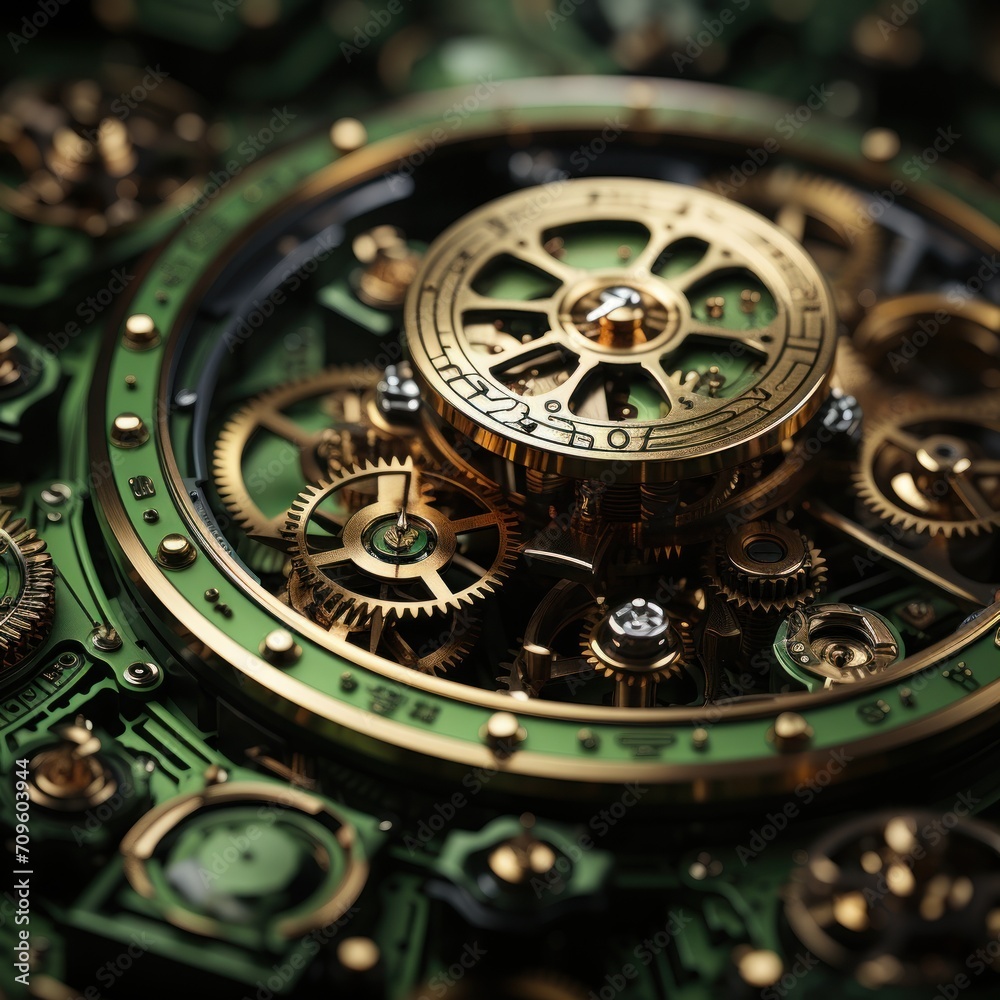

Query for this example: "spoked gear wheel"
[854,407,1000,538]
[785,811,1000,990]
[212,367,413,544]
[284,457,518,628]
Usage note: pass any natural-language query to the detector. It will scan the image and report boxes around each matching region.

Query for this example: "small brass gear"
[706,520,828,612]
[716,166,881,322]
[0,507,55,672]
[284,457,518,628]
[581,609,690,688]
[212,367,412,543]
[854,407,1000,538]
[703,519,827,655]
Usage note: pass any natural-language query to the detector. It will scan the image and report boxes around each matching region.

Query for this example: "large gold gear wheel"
[0,506,55,672]
[406,177,838,481]
[854,408,1000,538]
[717,167,881,322]
[283,457,518,627]
[212,367,412,543]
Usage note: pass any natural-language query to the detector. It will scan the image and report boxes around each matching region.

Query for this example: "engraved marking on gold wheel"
[406,178,837,480]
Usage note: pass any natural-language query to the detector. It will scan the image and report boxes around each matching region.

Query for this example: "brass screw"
[156,533,197,569]
[110,413,149,449]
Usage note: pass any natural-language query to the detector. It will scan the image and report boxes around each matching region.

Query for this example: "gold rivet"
[735,947,784,988]
[337,937,380,973]
[123,313,160,351]
[481,711,525,754]
[260,629,301,666]
[861,127,900,163]
[110,412,149,448]
[692,727,709,750]
[156,533,196,569]
[330,118,367,154]
[488,838,557,885]
[770,711,813,751]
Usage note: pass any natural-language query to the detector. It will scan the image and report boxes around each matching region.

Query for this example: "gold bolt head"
[110,412,149,449]
[861,127,900,163]
[330,117,367,154]
[771,711,813,751]
[156,533,196,569]
[337,937,380,973]
[481,711,525,754]
[260,628,302,666]
[123,313,160,350]
[734,947,784,988]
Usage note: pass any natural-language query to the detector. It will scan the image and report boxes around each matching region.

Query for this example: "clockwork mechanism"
[8,61,1000,1000]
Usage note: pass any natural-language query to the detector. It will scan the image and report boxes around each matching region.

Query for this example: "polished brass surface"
[406,177,838,481]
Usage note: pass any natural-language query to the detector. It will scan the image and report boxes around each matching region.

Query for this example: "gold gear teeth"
[369,612,480,675]
[854,406,1000,538]
[212,366,407,542]
[705,520,827,614]
[283,457,518,628]
[578,596,699,684]
[0,507,55,673]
